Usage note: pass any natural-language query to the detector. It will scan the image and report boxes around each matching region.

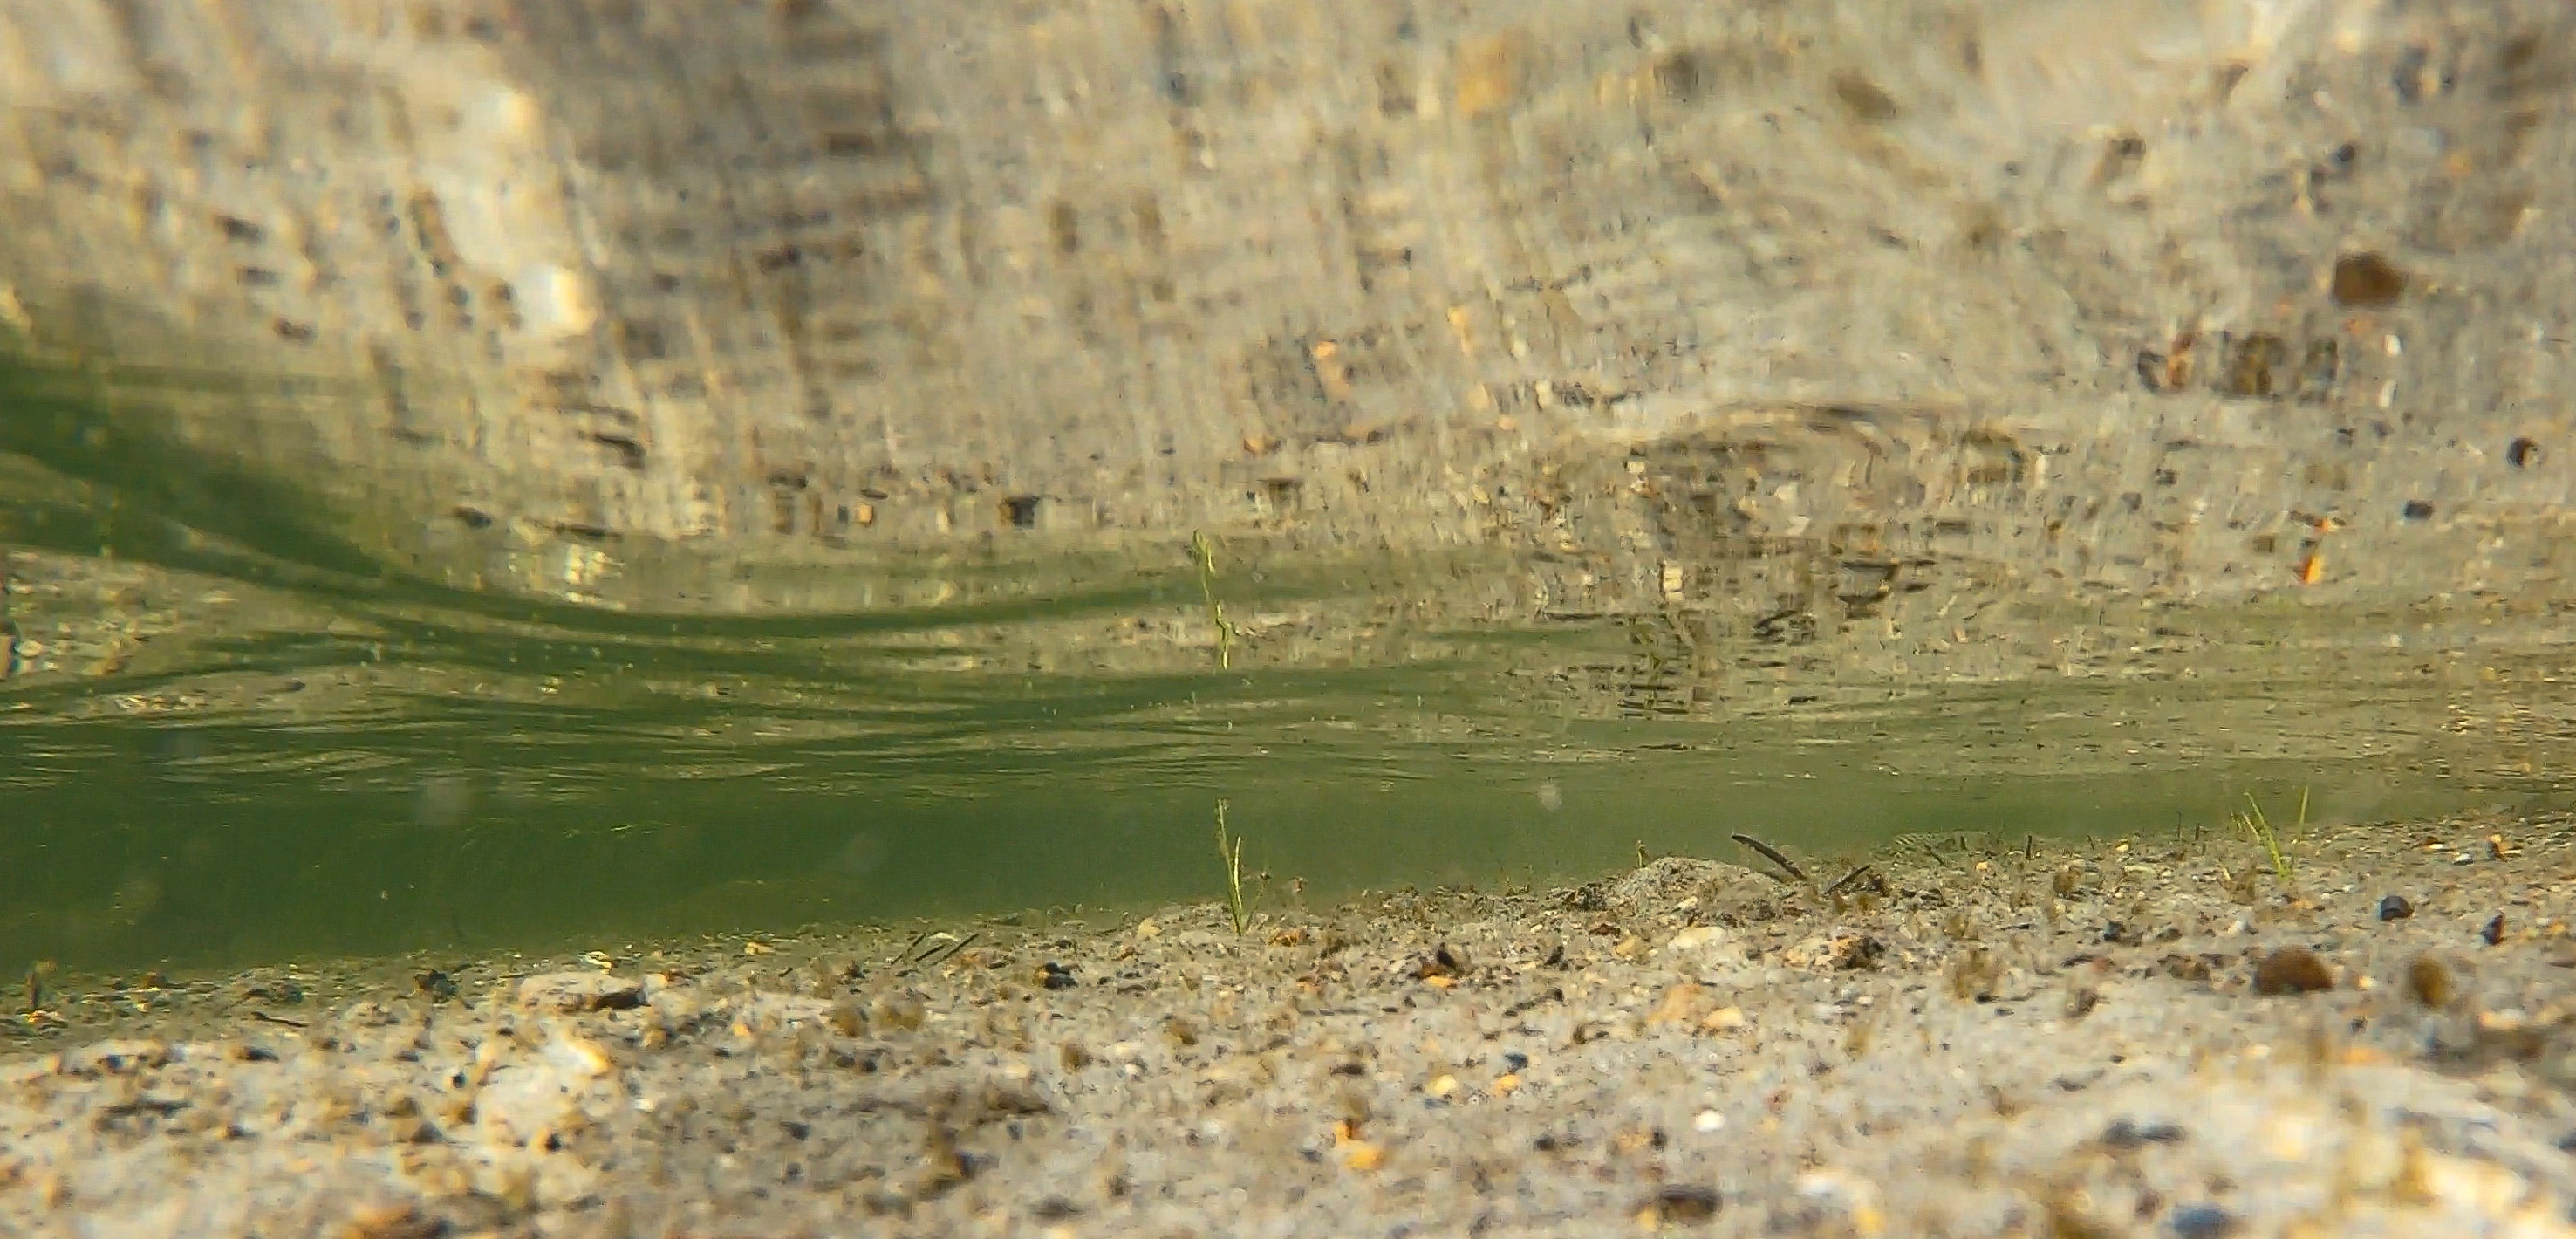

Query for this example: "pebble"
[1637,1185,1721,1224]
[516,972,645,1013]
[2168,1202,2238,1238]
[1646,982,1717,1027]
[2377,894,2413,921]
[1785,932,1885,971]
[2251,948,2333,996]
[2101,1118,2188,1148]
[2404,955,2456,1009]
[1663,925,1731,954]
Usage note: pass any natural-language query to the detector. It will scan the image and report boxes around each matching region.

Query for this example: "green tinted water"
[4,515,2568,973]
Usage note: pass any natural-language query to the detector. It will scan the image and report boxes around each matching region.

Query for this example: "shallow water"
[5,489,2572,974]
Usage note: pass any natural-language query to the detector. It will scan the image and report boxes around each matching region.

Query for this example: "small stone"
[1133,918,1160,938]
[870,993,927,1031]
[2378,895,2414,921]
[2102,1118,2188,1148]
[1638,1185,1722,1224]
[516,972,644,1013]
[2251,948,2334,996]
[2168,1203,2239,1238]
[824,999,867,1037]
[2329,251,2407,307]
[1698,1006,1747,1033]
[1787,932,1885,971]
[339,1201,440,1239]
[1663,925,1731,954]
[1038,962,1077,990]
[1341,1141,1387,1171]
[2404,955,2456,1009]
[1692,1110,1726,1133]
[1645,982,1716,1027]
[2482,914,2505,946]
[1425,1074,1460,1099]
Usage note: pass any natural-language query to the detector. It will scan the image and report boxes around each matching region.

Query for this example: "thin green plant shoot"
[1190,531,1240,670]
[2234,788,2307,883]
[1214,798,1251,935]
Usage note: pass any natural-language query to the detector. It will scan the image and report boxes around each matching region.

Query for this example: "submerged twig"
[1822,865,1879,899]
[899,932,980,977]
[1731,833,1810,886]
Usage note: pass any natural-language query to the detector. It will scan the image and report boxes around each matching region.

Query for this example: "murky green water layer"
[4,513,2570,973]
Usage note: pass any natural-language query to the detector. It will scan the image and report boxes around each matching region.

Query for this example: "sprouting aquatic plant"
[1189,531,1239,670]
[2234,788,2306,883]
[1214,798,1251,935]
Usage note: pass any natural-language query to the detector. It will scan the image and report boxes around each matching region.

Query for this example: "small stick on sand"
[1731,833,1809,886]
[1822,865,1878,899]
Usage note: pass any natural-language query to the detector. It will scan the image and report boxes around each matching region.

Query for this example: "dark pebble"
[2328,251,2407,307]
[2102,1118,2188,1148]
[2483,914,2506,946]
[2251,947,2334,995]
[2169,1203,2239,1238]
[1641,1185,1721,1224]
[1503,1051,1529,1073]
[2377,895,2413,921]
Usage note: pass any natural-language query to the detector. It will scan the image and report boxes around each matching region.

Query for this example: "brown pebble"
[2329,251,2408,306]
[823,998,867,1037]
[2251,948,2334,995]
[1639,1185,1722,1224]
[516,972,644,1014]
[2404,955,2455,1009]
[1412,944,1471,979]
[336,1201,440,1239]
[2064,987,2101,1020]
